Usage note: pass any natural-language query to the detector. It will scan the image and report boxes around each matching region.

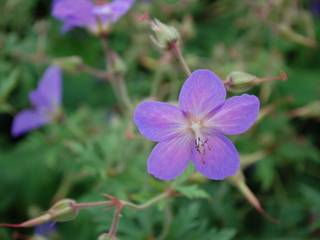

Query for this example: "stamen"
[195,137,209,154]
[195,137,211,165]
[189,120,211,164]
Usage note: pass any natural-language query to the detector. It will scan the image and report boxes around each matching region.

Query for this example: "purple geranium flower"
[35,222,57,238]
[52,0,135,32]
[134,69,260,181]
[12,66,62,137]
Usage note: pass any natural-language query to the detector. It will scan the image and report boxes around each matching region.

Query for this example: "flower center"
[189,120,211,163]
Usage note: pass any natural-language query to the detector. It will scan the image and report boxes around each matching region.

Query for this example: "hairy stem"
[121,191,171,210]
[75,201,112,209]
[170,41,191,76]
[150,51,172,97]
[101,35,133,114]
[108,203,124,239]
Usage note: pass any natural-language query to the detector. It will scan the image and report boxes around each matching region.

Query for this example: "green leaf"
[0,103,13,113]
[175,185,209,199]
[0,68,19,102]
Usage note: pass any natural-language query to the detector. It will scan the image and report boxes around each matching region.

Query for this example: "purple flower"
[52,0,135,32]
[311,0,320,16]
[12,66,62,137]
[134,70,260,181]
[35,222,57,237]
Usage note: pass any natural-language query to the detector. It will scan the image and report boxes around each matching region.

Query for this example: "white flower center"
[190,122,201,134]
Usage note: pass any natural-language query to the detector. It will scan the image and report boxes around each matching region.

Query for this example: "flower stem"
[253,71,288,84]
[115,74,134,114]
[100,35,133,114]
[121,190,171,210]
[170,41,191,76]
[107,202,124,239]
[158,203,172,240]
[74,201,112,209]
[0,190,174,240]
[150,51,172,97]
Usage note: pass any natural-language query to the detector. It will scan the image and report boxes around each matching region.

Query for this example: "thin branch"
[121,191,171,210]
[169,41,191,76]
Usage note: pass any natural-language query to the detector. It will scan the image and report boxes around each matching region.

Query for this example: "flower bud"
[229,171,278,223]
[150,19,180,49]
[48,199,79,222]
[290,101,320,118]
[226,71,257,93]
[53,56,83,72]
[0,199,78,229]
[278,24,316,48]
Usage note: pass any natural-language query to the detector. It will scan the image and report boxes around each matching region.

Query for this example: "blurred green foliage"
[0,0,320,239]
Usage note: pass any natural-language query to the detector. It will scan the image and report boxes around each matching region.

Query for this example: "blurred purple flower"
[11,66,62,137]
[311,0,320,16]
[35,222,57,237]
[52,0,135,32]
[134,70,260,181]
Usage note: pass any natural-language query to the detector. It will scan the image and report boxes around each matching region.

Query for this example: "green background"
[0,0,320,239]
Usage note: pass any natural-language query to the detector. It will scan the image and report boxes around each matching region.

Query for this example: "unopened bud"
[150,19,180,49]
[226,71,288,93]
[278,24,317,48]
[226,71,257,93]
[0,199,78,229]
[229,171,278,223]
[53,56,83,72]
[48,199,78,222]
[290,101,320,118]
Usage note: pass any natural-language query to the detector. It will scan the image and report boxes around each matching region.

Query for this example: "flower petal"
[206,94,260,135]
[134,101,186,142]
[179,69,226,118]
[148,135,193,180]
[11,109,50,137]
[93,0,134,23]
[191,134,240,180]
[52,0,95,31]
[29,66,62,110]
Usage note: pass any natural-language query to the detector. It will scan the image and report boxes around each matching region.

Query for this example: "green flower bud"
[0,199,79,229]
[53,56,83,72]
[150,19,180,49]
[229,171,278,223]
[278,24,316,48]
[48,199,79,222]
[226,71,257,93]
[290,101,320,118]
